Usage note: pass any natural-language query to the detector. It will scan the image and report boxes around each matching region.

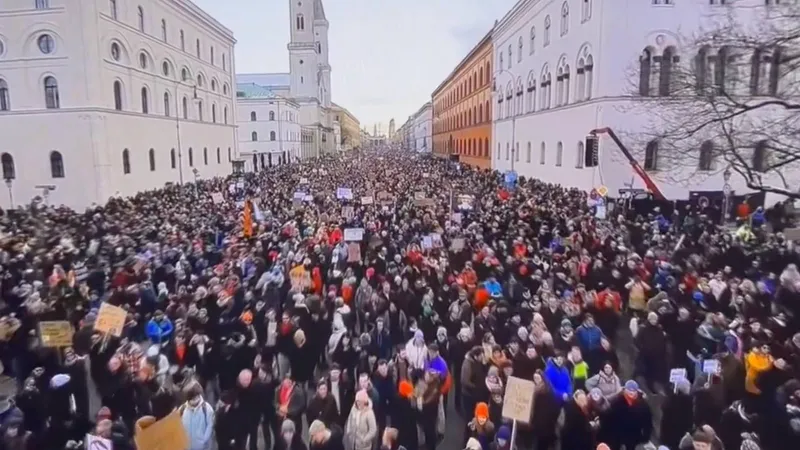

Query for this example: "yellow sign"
[39,321,74,347]
[501,376,536,424]
[134,410,189,450]
[596,185,609,197]
[94,303,127,337]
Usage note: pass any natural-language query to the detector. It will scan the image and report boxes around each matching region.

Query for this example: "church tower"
[288,0,319,99]
[313,0,332,108]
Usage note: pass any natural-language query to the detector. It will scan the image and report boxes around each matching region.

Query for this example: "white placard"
[337,187,353,199]
[422,236,433,249]
[361,196,374,205]
[303,195,314,202]
[300,177,309,184]
[86,433,113,450]
[451,213,462,224]
[211,192,224,204]
[293,192,305,200]
[669,368,687,383]
[702,359,719,374]
[344,228,365,241]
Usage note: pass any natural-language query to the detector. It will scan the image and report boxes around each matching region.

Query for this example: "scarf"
[279,384,294,407]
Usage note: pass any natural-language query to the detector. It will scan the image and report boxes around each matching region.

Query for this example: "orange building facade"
[432,31,493,169]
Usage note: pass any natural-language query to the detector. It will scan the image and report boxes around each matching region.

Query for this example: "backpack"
[179,401,214,429]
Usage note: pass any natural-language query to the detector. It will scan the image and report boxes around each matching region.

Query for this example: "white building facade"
[0,0,238,210]
[236,83,301,171]
[413,103,432,153]
[491,0,797,205]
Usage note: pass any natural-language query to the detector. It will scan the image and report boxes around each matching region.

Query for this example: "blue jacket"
[544,358,573,403]
[181,401,214,450]
[146,318,174,344]
[752,210,766,226]
[485,280,503,298]
[576,324,603,351]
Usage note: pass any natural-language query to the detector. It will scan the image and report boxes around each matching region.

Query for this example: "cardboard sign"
[39,321,74,347]
[456,194,476,211]
[344,228,365,241]
[347,243,361,263]
[361,196,374,205]
[502,376,536,423]
[451,238,466,251]
[702,359,719,374]
[94,303,127,337]
[134,410,189,450]
[430,233,443,248]
[336,187,353,200]
[422,236,433,249]
[293,192,306,200]
[669,368,687,383]
[211,192,224,204]
[86,434,112,450]
[377,191,393,204]
[414,192,425,200]
[415,198,435,208]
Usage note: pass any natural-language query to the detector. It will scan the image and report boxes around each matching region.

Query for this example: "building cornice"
[494,0,538,38]
[169,0,236,44]
[236,97,300,108]
[431,29,493,97]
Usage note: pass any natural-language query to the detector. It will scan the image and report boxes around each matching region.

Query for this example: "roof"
[431,29,493,97]
[236,73,291,87]
[236,83,278,99]
[314,0,327,21]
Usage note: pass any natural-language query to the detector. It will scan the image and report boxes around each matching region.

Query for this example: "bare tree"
[622,4,800,199]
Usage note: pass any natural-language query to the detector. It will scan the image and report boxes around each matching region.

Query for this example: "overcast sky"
[193,0,517,132]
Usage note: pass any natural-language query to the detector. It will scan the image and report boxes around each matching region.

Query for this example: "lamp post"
[4,178,12,208]
[174,81,200,185]
[722,166,732,223]
[492,69,518,172]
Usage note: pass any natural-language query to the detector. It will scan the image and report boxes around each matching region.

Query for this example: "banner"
[211,192,224,204]
[39,321,74,347]
[243,200,253,238]
[95,303,127,337]
[134,410,189,450]
[344,228,365,241]
[336,187,353,200]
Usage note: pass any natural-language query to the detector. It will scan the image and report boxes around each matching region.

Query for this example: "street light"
[4,178,13,208]
[722,165,732,223]
[174,82,200,185]
[492,69,518,172]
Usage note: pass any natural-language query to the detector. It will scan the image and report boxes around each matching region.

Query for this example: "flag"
[253,201,265,222]
[243,200,253,238]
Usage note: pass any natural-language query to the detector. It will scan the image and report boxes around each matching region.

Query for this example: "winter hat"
[308,420,326,436]
[465,438,482,450]
[496,425,511,441]
[281,419,296,434]
[624,380,639,392]
[474,402,489,420]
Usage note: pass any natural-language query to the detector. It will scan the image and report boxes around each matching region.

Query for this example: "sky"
[192,0,518,133]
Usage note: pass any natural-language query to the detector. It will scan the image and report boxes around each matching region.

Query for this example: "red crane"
[590,127,666,201]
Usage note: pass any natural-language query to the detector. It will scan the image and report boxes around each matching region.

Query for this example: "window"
[251,131,257,141]
[197,74,204,87]
[203,147,208,165]
[698,141,714,171]
[515,143,520,161]
[584,55,594,99]
[556,142,563,166]
[110,0,117,19]
[660,46,676,96]
[223,54,227,71]
[540,142,546,164]
[530,27,536,54]
[137,6,145,32]
[499,52,504,71]
[161,19,167,42]
[44,76,60,109]
[224,106,228,124]
[496,143,501,160]
[0,80,9,111]
[297,14,305,30]
[113,81,123,110]
[196,39,201,58]
[561,3,569,36]
[197,101,203,121]
[753,140,768,172]
[211,80,217,92]
[228,147,231,162]
[50,151,64,178]
[180,30,185,51]
[582,0,592,22]
[644,140,659,170]
[38,35,54,54]
[122,149,131,174]
[526,142,532,163]
[170,149,176,168]
[149,148,156,171]
[506,143,510,160]
[250,111,257,121]
[269,111,275,121]
[270,131,276,141]
[111,42,121,61]
[544,16,551,46]
[518,37,523,62]
[211,47,215,65]
[507,45,512,69]
[140,87,148,113]
[36,0,49,9]
[223,84,229,95]
[576,141,585,168]
[139,53,149,69]
[217,147,221,164]
[212,104,216,123]
[639,48,653,96]
[182,96,188,118]
[1,153,15,180]
[163,92,170,116]
[188,148,194,166]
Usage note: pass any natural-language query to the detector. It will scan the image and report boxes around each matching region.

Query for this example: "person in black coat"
[659,380,694,450]
[309,420,345,450]
[391,381,418,450]
[214,391,239,450]
[274,419,309,450]
[288,329,315,386]
[307,378,340,427]
[603,381,653,450]
[561,393,596,450]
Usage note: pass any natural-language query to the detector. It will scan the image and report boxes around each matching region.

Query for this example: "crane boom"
[590,127,666,201]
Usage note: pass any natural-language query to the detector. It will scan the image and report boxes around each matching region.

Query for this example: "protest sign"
[347,243,361,263]
[422,236,433,249]
[95,303,127,337]
[451,238,466,251]
[415,198,435,208]
[361,196,374,205]
[414,192,425,200]
[293,192,305,200]
[211,192,224,204]
[377,191,393,204]
[134,410,189,450]
[342,206,354,220]
[669,368,687,383]
[86,434,112,450]
[344,228,365,241]
[502,376,535,423]
[336,187,353,200]
[299,177,309,184]
[39,321,74,347]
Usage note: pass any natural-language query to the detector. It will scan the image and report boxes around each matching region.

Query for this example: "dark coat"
[659,392,694,450]
[307,394,340,427]
[604,393,653,447]
[560,401,595,450]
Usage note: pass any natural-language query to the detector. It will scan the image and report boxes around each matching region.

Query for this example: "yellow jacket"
[744,351,772,394]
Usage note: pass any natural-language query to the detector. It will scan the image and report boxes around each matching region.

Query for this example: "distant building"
[331,103,361,150]
[236,83,301,171]
[388,118,396,139]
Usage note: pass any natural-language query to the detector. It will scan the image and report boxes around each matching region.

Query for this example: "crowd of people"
[0,148,799,450]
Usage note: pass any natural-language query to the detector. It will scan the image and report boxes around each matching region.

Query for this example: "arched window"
[644,140,659,170]
[197,101,203,121]
[170,149,176,168]
[499,52,504,71]
[639,48,652,96]
[478,103,483,122]
[228,147,232,162]
[163,92,170,116]
[196,39,201,58]
[695,46,711,93]
[137,6,145,32]
[530,27,536,54]
[576,141,585,168]
[141,87,149,113]
[561,3,569,36]
[507,44,512,69]
[269,111,275,121]
[50,151,65,178]
[224,106,228,124]
[526,142,532,163]
[556,142,564,166]
[251,131,258,141]
[217,147,221,164]
[211,47,215,65]
[296,14,305,30]
[203,147,208,165]
[582,0,592,22]
[270,131,276,141]
[540,142,546,164]
[180,30,185,51]
[698,141,714,171]
[1,153,15,180]
[161,19,167,41]
[506,143,510,160]
[518,37,523,62]
[211,104,216,123]
[250,111,257,121]
[544,15,551,46]
[188,147,194,166]
[182,96,188,119]
[44,76,60,109]
[148,148,156,171]
[122,149,131,174]
[113,81,123,110]
[753,140,769,172]
[0,79,9,111]
[585,55,594,99]
[660,46,675,96]
[110,0,118,20]
[484,138,490,157]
